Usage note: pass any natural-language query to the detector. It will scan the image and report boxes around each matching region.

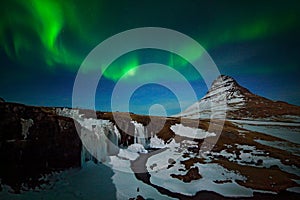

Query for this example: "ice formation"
[57,108,120,163]
[57,109,153,164]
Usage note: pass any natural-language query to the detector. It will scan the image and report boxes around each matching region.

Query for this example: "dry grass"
[180,157,206,170]
[215,158,299,192]
[228,92,300,119]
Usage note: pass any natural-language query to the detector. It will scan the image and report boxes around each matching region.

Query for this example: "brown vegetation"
[171,167,202,183]
[215,158,299,192]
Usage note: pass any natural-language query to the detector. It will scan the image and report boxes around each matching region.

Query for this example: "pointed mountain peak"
[206,75,251,98]
[204,75,248,99]
[213,75,235,84]
[210,75,238,90]
[178,74,300,120]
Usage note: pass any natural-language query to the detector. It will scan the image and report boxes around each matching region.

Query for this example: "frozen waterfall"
[131,121,150,148]
[57,108,160,165]
[57,108,120,164]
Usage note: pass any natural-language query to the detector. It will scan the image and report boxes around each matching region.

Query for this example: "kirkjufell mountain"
[177,75,300,121]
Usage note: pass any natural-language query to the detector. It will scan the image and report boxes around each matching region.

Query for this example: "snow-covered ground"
[209,144,300,177]
[170,124,216,139]
[109,149,175,200]
[149,135,166,149]
[127,143,148,153]
[45,111,300,199]
[149,162,252,197]
[146,140,254,197]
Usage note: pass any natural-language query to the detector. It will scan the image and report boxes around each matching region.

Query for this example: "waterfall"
[56,108,155,165]
[106,125,120,156]
[56,108,120,165]
[131,121,150,148]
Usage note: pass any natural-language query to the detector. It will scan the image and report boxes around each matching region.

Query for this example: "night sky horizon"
[1,0,299,116]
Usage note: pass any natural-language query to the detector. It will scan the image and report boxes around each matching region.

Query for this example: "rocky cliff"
[0,102,82,192]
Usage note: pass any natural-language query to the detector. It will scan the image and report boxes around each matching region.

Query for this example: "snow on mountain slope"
[176,75,300,120]
[177,75,246,119]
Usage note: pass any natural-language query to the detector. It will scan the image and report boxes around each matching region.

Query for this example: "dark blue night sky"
[0,0,299,116]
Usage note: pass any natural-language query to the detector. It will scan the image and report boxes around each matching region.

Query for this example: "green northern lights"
[1,0,299,81]
[103,52,140,81]
[0,0,300,113]
[0,0,94,68]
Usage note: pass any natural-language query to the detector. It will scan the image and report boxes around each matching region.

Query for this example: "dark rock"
[168,158,176,165]
[0,97,4,102]
[213,179,232,184]
[270,165,280,170]
[0,102,82,192]
[180,157,205,170]
[171,167,202,182]
[182,153,190,158]
[167,164,174,169]
[256,159,263,166]
[187,146,200,153]
[136,195,145,200]
[149,163,157,170]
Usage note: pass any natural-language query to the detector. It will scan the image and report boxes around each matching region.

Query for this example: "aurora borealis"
[0,0,299,115]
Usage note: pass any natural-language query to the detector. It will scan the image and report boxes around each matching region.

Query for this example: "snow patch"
[109,157,175,200]
[170,124,216,139]
[127,143,148,153]
[210,144,300,177]
[150,135,166,149]
[146,138,253,197]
